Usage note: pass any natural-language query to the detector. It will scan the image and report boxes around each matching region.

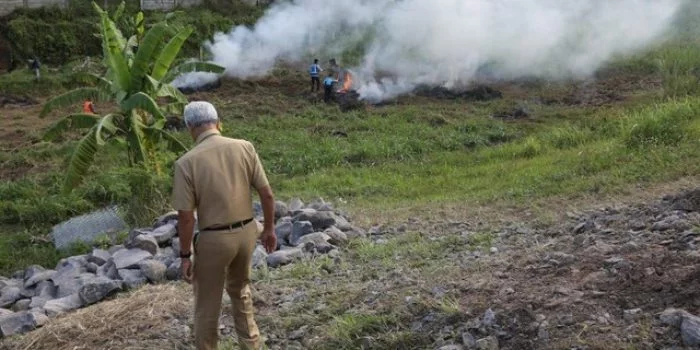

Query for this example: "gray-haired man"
[171,101,277,350]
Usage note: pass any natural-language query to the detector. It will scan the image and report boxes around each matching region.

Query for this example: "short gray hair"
[183,101,219,128]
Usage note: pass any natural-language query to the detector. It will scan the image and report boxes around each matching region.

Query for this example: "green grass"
[2,38,700,275]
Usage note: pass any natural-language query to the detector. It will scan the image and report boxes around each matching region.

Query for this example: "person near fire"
[323,72,338,103]
[82,99,96,114]
[30,57,40,82]
[171,101,278,350]
[309,58,323,92]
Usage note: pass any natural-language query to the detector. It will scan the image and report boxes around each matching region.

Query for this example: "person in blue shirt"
[309,59,323,92]
[323,73,338,103]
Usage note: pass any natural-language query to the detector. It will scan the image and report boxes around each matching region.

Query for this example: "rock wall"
[0,0,202,17]
[139,0,201,11]
[0,0,25,17]
[0,198,366,339]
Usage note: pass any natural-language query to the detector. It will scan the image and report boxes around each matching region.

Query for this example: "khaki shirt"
[171,129,270,230]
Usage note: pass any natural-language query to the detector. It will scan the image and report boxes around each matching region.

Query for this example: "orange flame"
[338,71,353,93]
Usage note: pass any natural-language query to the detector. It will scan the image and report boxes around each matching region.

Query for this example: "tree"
[40,2,224,194]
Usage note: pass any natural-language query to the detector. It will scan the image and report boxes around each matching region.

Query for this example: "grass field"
[1,53,700,275]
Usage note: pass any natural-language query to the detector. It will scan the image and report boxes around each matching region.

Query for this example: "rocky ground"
[1,187,699,349]
[0,198,364,341]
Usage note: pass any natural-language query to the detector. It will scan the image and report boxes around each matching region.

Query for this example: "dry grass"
[1,283,194,350]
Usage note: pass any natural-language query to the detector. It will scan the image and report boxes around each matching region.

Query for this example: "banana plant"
[40,1,224,194]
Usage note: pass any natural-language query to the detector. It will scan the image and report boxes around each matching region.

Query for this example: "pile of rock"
[0,198,365,338]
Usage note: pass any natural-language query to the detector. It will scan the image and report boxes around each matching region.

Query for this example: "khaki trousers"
[193,221,261,350]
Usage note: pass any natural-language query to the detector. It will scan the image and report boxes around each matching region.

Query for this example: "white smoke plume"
[181,0,685,102]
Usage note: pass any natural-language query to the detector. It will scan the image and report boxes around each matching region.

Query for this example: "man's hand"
[181,258,194,283]
[261,228,277,253]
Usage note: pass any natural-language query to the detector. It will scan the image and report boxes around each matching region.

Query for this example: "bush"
[656,44,700,98]
[624,101,697,148]
[6,17,101,64]
[543,125,591,150]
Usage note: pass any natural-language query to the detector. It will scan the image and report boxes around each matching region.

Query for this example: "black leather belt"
[202,218,254,231]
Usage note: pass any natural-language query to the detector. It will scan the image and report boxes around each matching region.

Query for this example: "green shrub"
[656,44,700,98]
[544,125,591,149]
[624,101,697,148]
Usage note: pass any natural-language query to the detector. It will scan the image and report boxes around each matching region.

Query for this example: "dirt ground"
[3,181,699,350]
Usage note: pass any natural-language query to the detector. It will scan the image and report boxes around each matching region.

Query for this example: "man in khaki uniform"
[172,101,277,350]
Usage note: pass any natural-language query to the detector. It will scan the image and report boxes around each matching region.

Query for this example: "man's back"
[172,130,269,230]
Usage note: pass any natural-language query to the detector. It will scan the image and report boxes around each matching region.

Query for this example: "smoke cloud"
[179,0,685,102]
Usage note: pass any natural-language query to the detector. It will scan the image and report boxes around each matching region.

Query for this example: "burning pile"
[334,70,363,112]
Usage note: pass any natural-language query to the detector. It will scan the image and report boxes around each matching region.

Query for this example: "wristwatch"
[180,251,192,259]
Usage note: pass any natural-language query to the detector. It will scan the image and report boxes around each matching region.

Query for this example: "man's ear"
[217,120,223,132]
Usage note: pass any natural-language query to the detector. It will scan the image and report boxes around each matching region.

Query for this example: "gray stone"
[0,287,21,308]
[108,245,125,255]
[324,226,348,246]
[462,332,477,348]
[345,226,367,239]
[293,209,336,230]
[253,201,263,217]
[288,325,308,340]
[118,269,147,289]
[623,308,643,322]
[55,256,87,270]
[275,220,293,247]
[660,308,685,327]
[29,297,48,309]
[128,228,149,243]
[150,222,177,244]
[290,221,314,246]
[171,238,181,257]
[43,294,84,317]
[112,248,153,269]
[35,281,56,299]
[97,259,120,280]
[153,211,178,228]
[24,270,56,289]
[288,198,304,212]
[538,320,549,341]
[438,345,464,350]
[79,277,124,305]
[87,248,111,266]
[295,232,331,247]
[275,200,289,219]
[652,220,672,231]
[0,278,12,290]
[51,206,128,250]
[155,249,176,268]
[51,265,92,298]
[331,214,353,231]
[252,246,268,269]
[681,312,700,346]
[126,235,159,256]
[29,309,49,327]
[166,259,182,281]
[160,246,176,259]
[307,198,330,211]
[18,285,34,299]
[476,336,499,350]
[138,260,167,283]
[0,309,12,317]
[482,308,496,328]
[56,273,96,299]
[11,299,30,312]
[267,248,304,268]
[86,262,99,274]
[23,265,45,281]
[0,311,38,337]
